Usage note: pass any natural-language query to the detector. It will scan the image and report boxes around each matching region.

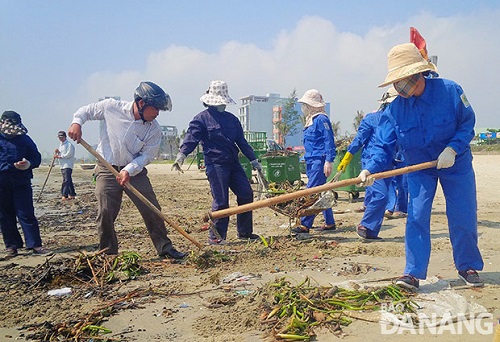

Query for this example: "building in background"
[238,93,282,134]
[159,125,178,160]
[238,93,330,149]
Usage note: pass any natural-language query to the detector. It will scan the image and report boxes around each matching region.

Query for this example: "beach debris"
[258,276,418,340]
[186,250,233,270]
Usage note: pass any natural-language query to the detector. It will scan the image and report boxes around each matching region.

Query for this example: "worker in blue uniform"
[337,88,398,239]
[293,89,336,234]
[385,149,408,219]
[172,80,261,245]
[359,43,484,289]
[0,111,51,259]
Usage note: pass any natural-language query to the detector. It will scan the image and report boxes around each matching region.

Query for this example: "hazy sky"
[1,0,499,158]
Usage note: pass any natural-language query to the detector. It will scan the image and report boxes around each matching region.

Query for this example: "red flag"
[410,27,429,60]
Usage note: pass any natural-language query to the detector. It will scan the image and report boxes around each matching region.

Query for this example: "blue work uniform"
[180,107,256,240]
[386,149,408,214]
[365,78,483,279]
[0,134,42,249]
[301,114,336,228]
[347,110,393,237]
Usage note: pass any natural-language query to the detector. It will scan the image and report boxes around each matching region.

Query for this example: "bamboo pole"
[203,161,437,221]
[79,138,203,249]
[36,156,57,202]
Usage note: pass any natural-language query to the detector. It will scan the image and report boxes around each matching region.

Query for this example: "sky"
[1,0,500,159]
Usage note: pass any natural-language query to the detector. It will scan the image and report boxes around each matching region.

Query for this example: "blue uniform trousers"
[394,173,408,213]
[301,158,335,228]
[385,178,397,212]
[404,163,483,279]
[360,178,391,236]
[0,175,42,249]
[206,162,254,239]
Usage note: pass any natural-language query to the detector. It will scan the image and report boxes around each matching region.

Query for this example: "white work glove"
[437,147,456,169]
[171,152,186,173]
[14,158,31,170]
[358,169,374,186]
[250,159,262,171]
[323,161,332,178]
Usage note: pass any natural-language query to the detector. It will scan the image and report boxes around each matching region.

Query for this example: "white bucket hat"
[298,89,326,108]
[379,43,438,88]
[200,80,235,106]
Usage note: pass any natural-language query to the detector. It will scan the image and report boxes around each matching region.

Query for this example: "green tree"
[274,89,300,147]
[331,120,341,138]
[353,110,364,132]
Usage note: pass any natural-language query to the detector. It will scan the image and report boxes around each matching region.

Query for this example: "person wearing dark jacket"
[172,80,261,245]
[0,111,51,259]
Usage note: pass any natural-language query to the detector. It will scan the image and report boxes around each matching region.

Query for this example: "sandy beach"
[0,153,499,341]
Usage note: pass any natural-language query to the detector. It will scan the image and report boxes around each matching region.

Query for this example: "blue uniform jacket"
[0,134,41,181]
[347,110,383,169]
[365,78,475,173]
[303,114,336,162]
[180,107,256,165]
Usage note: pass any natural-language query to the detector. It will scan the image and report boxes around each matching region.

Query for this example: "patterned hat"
[379,43,438,88]
[0,111,28,137]
[200,80,235,106]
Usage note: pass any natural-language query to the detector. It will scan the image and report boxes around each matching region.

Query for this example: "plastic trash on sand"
[47,287,72,296]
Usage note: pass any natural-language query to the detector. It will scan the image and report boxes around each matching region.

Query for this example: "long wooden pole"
[36,156,57,203]
[79,138,203,249]
[203,161,437,222]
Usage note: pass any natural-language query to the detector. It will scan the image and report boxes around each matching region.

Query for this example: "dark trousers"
[205,162,254,240]
[94,163,173,255]
[0,175,42,249]
[61,168,76,197]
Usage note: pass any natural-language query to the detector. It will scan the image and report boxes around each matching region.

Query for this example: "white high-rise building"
[238,93,282,135]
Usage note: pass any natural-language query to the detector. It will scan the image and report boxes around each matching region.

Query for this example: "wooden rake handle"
[36,155,57,203]
[203,160,437,222]
[79,138,203,249]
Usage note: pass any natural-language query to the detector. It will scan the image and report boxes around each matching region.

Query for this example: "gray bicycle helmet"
[134,81,172,111]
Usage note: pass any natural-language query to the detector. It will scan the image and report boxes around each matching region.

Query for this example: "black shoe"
[162,248,187,260]
[238,233,260,240]
[458,269,484,287]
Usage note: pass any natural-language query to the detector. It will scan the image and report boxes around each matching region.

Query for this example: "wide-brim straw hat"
[200,80,236,106]
[298,89,326,108]
[379,43,438,88]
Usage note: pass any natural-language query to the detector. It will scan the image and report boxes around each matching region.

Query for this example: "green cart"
[260,152,301,185]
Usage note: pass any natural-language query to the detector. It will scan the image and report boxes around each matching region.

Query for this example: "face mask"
[216,105,226,112]
[394,73,422,98]
[301,104,312,116]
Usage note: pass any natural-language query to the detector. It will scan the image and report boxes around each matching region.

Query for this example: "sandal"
[291,225,310,234]
[320,223,336,231]
[31,247,54,256]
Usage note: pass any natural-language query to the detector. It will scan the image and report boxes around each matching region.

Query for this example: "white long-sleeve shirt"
[58,139,75,169]
[71,98,161,176]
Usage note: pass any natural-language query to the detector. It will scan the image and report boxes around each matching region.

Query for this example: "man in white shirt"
[55,130,76,200]
[67,81,186,260]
